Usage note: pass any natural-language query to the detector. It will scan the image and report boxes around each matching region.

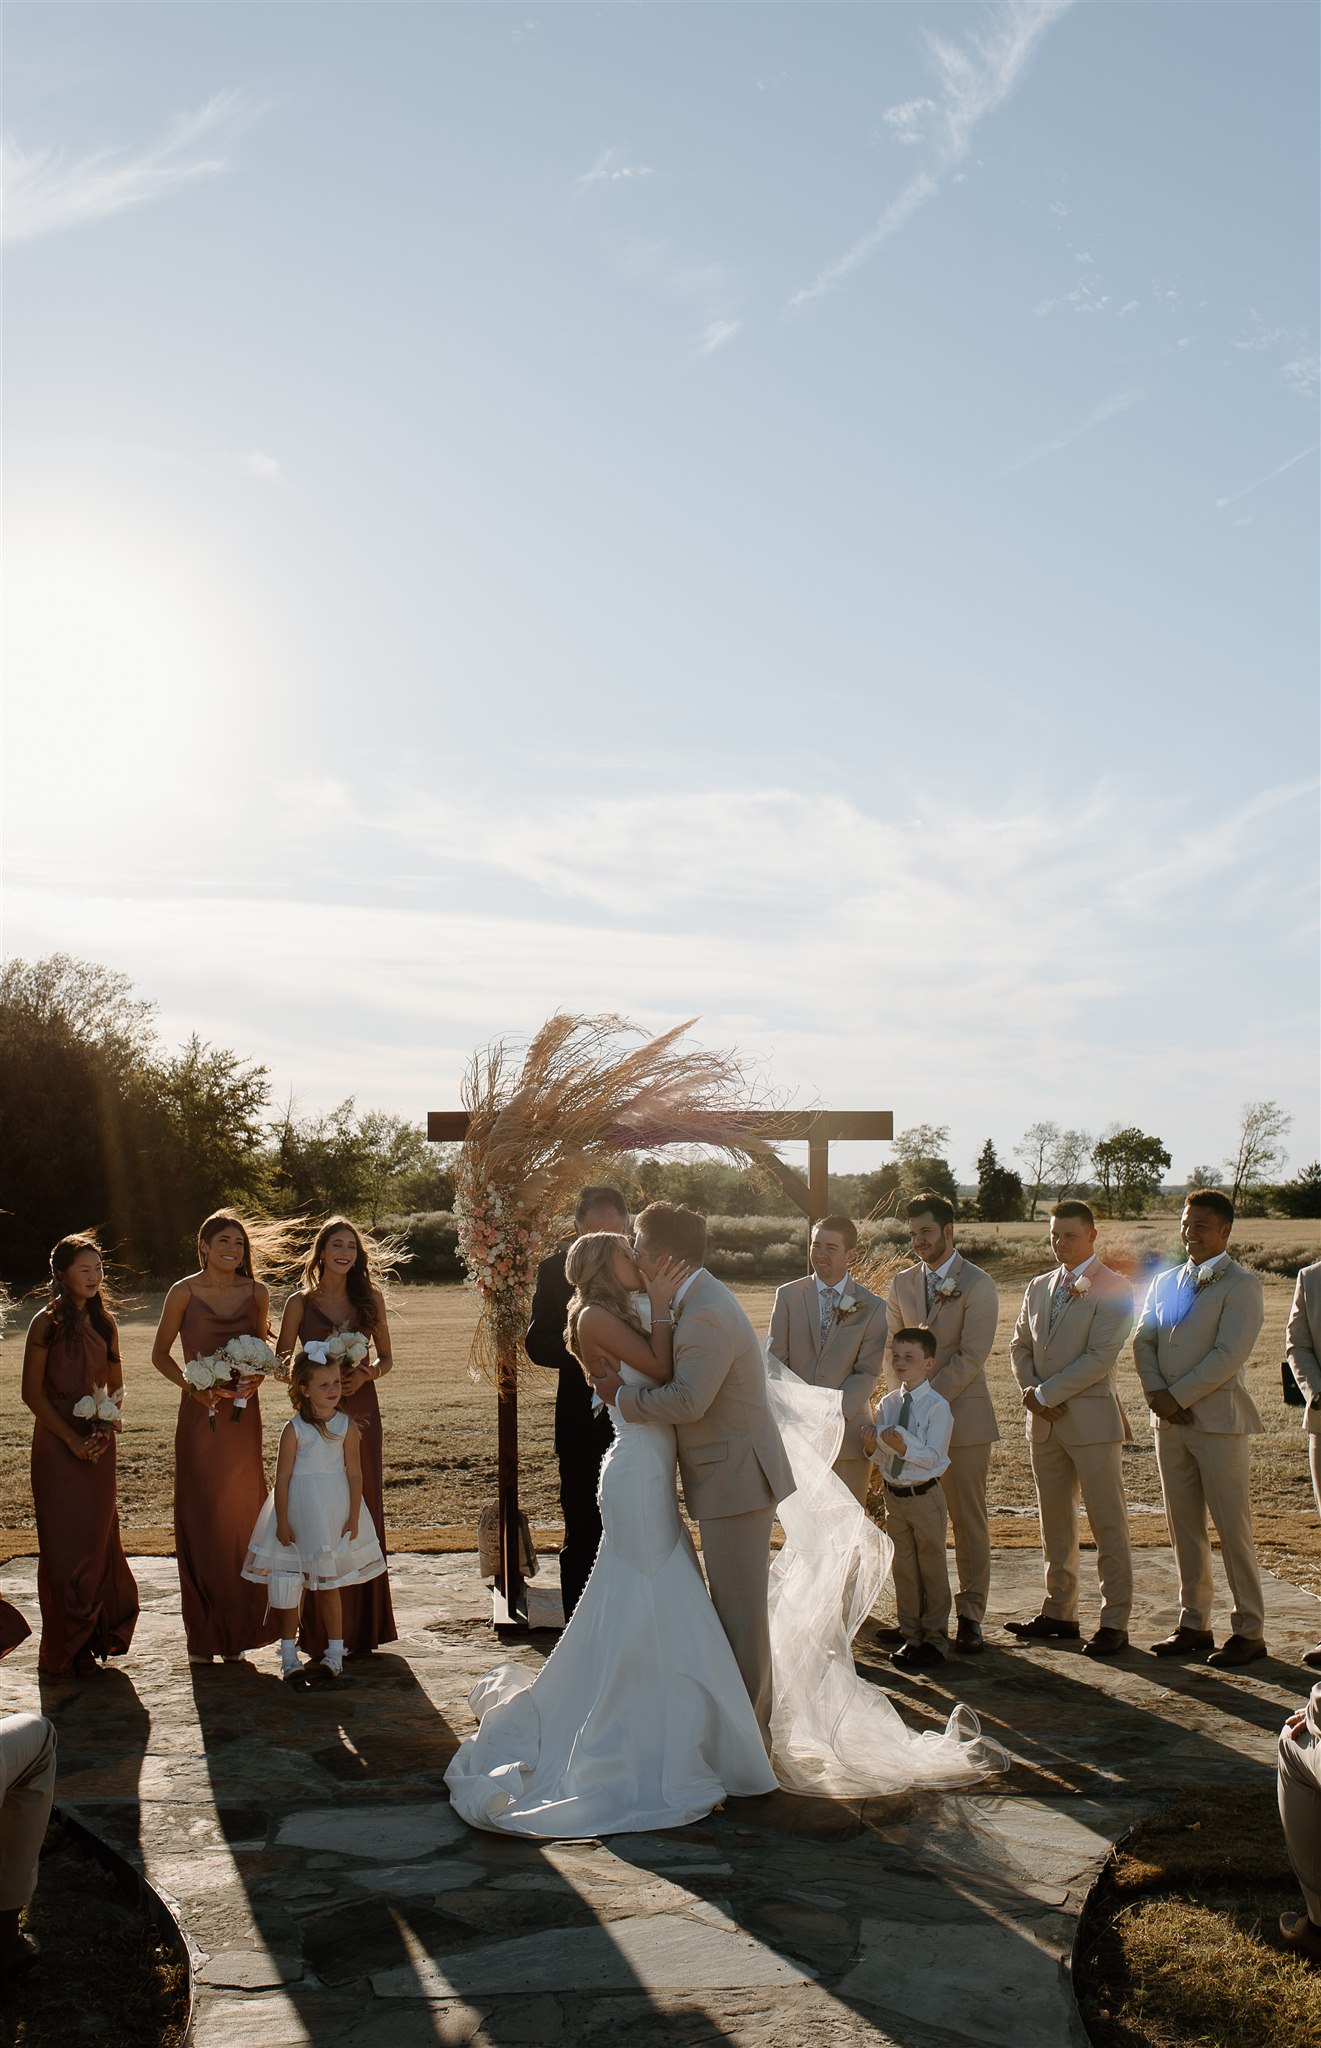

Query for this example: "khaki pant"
[885,1483,951,1646]
[1030,1436,1133,1631]
[700,1505,777,1751]
[1155,1426,1264,1640]
[940,1441,992,1624]
[0,1714,57,1912]
[1279,1715,1321,1924]
[835,1456,872,1509]
[1310,1433,1321,1523]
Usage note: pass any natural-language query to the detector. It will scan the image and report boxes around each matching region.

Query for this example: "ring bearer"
[885,1194,999,1654]
[862,1327,952,1669]
[1006,1202,1135,1657]
[767,1215,887,1506]
[1134,1189,1267,1668]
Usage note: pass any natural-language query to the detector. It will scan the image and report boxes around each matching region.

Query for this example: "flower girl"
[242,1354,386,1685]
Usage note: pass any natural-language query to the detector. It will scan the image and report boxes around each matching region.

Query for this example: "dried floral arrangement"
[454,1013,778,1385]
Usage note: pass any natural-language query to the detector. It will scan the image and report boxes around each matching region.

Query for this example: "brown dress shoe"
[954,1618,985,1655]
[1004,1615,1081,1641]
[1083,1627,1130,1658]
[1302,1643,1321,1671]
[1206,1633,1268,1668]
[1279,1911,1321,1962]
[1150,1626,1216,1657]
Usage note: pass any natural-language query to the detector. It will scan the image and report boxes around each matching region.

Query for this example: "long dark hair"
[300,1217,383,1335]
[44,1234,119,1361]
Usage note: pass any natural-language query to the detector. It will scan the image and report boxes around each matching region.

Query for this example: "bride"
[443,1233,779,1836]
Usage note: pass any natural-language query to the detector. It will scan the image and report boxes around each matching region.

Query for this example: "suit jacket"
[615,1268,795,1521]
[1009,1261,1134,1446]
[767,1274,887,1460]
[1133,1257,1265,1434]
[525,1243,611,1461]
[884,1253,1000,1449]
[1287,1262,1321,1435]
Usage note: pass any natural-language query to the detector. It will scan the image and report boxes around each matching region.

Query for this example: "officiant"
[525,1185,630,1619]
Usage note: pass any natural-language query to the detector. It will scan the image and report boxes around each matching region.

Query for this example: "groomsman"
[1286,1260,1321,1668]
[525,1184,629,1620]
[885,1193,999,1653]
[1134,1189,1267,1667]
[1006,1202,1135,1657]
[767,1215,887,1506]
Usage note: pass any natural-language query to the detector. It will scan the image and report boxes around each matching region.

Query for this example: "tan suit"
[1134,1256,1266,1639]
[1287,1261,1321,1538]
[1010,1260,1135,1629]
[616,1268,795,1744]
[886,1254,999,1624]
[767,1274,886,1505]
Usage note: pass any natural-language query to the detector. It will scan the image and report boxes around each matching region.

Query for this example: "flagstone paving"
[2,1549,1316,2048]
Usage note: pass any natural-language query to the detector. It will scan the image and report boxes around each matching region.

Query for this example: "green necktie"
[890,1390,913,1479]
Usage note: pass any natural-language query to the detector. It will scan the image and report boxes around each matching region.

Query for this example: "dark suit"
[525,1243,615,1619]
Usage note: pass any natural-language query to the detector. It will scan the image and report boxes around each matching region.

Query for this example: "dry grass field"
[4,1217,1318,1590]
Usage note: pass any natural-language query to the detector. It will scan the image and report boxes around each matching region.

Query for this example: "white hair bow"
[303,1340,330,1365]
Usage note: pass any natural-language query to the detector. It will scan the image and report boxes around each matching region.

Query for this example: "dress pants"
[0,1714,57,1911]
[1279,1712,1321,1923]
[885,1485,951,1646]
[1309,1434,1321,1522]
[557,1408,615,1623]
[699,1505,777,1751]
[939,1442,992,1625]
[1154,1426,1264,1639]
[1030,1436,1133,1630]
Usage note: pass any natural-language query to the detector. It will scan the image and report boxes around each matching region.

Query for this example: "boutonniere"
[1066,1274,1092,1300]
[835,1293,861,1318]
[934,1277,961,1301]
[1194,1264,1224,1292]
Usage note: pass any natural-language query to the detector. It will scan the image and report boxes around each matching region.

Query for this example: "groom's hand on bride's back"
[591,1365,624,1407]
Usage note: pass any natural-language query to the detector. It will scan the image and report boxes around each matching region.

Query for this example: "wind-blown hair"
[43,1233,119,1362]
[564,1232,646,1368]
[298,1216,401,1335]
[198,1209,303,1299]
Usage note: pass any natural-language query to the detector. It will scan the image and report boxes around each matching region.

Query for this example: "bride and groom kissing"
[444,1201,1003,1838]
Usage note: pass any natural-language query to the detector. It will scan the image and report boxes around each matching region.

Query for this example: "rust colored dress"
[175,1286,279,1658]
[295,1298,396,1657]
[30,1315,139,1676]
[0,1593,30,1658]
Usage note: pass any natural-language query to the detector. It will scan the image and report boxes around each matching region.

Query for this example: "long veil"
[765,1355,1009,1796]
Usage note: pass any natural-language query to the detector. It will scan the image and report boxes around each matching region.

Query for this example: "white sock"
[324,1637,345,1671]
[280,1638,299,1674]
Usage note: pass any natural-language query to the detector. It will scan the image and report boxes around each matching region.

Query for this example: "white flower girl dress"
[243,1412,387,1606]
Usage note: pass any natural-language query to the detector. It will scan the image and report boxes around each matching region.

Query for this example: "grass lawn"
[3,1217,1318,1585]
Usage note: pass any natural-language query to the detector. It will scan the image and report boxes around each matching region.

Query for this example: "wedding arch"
[428,1013,892,1631]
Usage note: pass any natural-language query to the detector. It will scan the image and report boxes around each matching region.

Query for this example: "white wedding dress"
[443,1361,779,1836]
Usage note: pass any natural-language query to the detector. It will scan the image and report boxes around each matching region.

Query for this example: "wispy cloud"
[694,320,740,359]
[579,147,654,187]
[1006,387,1145,472]
[1283,353,1319,401]
[1,88,262,245]
[789,2,1072,310]
[235,450,285,485]
[1213,444,1317,511]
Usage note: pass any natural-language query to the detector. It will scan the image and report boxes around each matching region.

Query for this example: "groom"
[590,1202,795,1748]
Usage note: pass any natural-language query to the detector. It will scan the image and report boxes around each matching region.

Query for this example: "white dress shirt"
[870,1378,953,1484]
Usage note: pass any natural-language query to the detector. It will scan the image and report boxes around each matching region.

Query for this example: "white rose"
[184,1360,216,1390]
[96,1391,121,1421]
[1072,1275,1092,1297]
[72,1394,98,1419]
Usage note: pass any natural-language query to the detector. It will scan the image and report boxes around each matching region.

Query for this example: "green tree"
[888,1125,959,1209]
[1277,1163,1321,1220]
[1091,1126,1172,1219]
[974,1140,1025,1222]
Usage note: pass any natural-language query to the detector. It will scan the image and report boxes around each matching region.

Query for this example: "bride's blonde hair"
[564,1232,645,1369]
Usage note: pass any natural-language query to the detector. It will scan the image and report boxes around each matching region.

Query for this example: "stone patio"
[1,1548,1316,2048]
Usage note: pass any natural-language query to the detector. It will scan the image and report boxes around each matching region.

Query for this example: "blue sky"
[4,1,1318,1185]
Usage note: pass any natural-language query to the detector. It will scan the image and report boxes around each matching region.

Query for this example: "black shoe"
[872,1625,905,1645]
[1083,1627,1130,1659]
[0,1919,39,1978]
[1205,1634,1268,1669]
[1004,1614,1081,1641]
[891,1641,944,1671]
[1150,1627,1216,1658]
[1302,1642,1321,1671]
[954,1618,985,1655]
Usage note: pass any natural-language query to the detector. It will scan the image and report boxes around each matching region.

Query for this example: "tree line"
[2,955,1315,1284]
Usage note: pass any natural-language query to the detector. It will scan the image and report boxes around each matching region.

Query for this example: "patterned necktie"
[890,1390,913,1479]
[820,1284,840,1342]
[924,1269,938,1315]
[1049,1270,1073,1334]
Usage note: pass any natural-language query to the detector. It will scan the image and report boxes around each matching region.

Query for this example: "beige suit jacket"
[884,1253,1000,1448]
[766,1274,886,1461]
[1133,1257,1265,1433]
[1286,1262,1321,1435]
[1009,1261,1134,1446]
[615,1268,796,1521]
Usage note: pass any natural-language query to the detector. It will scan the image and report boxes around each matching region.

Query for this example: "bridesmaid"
[277,1218,397,1658]
[152,1211,279,1664]
[21,1235,138,1678]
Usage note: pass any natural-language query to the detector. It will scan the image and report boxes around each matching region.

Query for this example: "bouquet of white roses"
[326,1331,370,1373]
[183,1352,239,1431]
[72,1385,122,1442]
[220,1334,282,1419]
